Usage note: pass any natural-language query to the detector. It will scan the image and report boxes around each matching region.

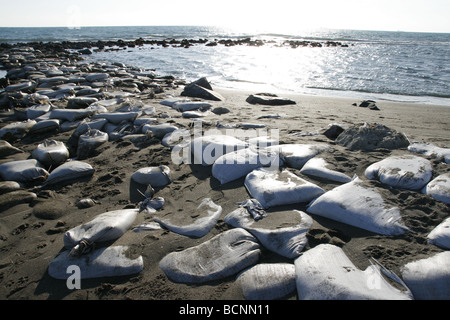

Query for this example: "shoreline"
[0,42,449,300]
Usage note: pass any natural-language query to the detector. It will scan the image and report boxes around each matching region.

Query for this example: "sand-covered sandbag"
[131,165,171,188]
[44,160,95,186]
[245,168,324,209]
[401,251,450,300]
[0,120,36,141]
[77,129,108,160]
[173,101,211,112]
[161,129,190,148]
[266,143,330,169]
[142,123,179,139]
[190,135,248,166]
[48,246,143,280]
[295,244,413,300]
[300,157,352,183]
[365,155,433,190]
[154,198,222,238]
[237,263,296,300]
[225,206,312,259]
[50,108,94,122]
[31,140,69,167]
[408,142,450,163]
[72,118,108,139]
[0,181,22,194]
[26,104,52,119]
[307,176,409,235]
[212,147,281,184]
[159,228,260,284]
[0,190,37,210]
[0,159,49,183]
[427,217,450,249]
[29,119,60,134]
[422,173,450,204]
[336,122,410,151]
[92,111,139,124]
[64,208,139,255]
[0,140,23,157]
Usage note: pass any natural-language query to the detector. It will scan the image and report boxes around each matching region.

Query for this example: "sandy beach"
[0,44,449,303]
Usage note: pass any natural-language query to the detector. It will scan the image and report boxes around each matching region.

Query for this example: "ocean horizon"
[1,25,449,106]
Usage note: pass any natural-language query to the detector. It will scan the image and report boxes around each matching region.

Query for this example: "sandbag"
[237,263,296,300]
[266,143,330,169]
[408,142,450,163]
[159,228,260,284]
[307,176,409,236]
[212,147,281,184]
[190,135,248,166]
[31,140,69,167]
[401,251,450,300]
[427,217,450,249]
[299,157,352,183]
[0,120,36,141]
[365,155,433,190]
[422,173,450,204]
[245,168,324,208]
[48,246,143,280]
[295,244,413,300]
[131,165,171,188]
[0,159,49,183]
[64,209,139,254]
[77,129,108,159]
[44,160,95,186]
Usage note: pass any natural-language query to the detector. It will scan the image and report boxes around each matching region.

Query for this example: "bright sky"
[1,0,449,33]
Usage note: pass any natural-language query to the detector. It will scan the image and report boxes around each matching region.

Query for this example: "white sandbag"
[427,217,450,249]
[44,160,95,186]
[0,120,36,140]
[73,118,108,138]
[26,104,52,119]
[159,97,190,107]
[245,168,324,209]
[237,263,296,300]
[50,108,94,122]
[29,119,60,134]
[159,228,260,284]
[408,142,450,163]
[31,140,69,167]
[365,155,433,190]
[77,129,108,159]
[131,165,171,188]
[48,246,143,280]
[300,157,352,183]
[190,135,248,166]
[225,206,312,259]
[0,140,23,157]
[307,176,409,236]
[266,143,330,169]
[173,101,211,112]
[154,198,222,238]
[401,251,450,300]
[0,159,49,183]
[422,173,450,204]
[295,244,413,300]
[212,147,281,184]
[161,129,190,148]
[142,123,179,139]
[64,209,139,254]
[92,111,139,124]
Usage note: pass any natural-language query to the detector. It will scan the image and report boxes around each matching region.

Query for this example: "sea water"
[0,26,449,106]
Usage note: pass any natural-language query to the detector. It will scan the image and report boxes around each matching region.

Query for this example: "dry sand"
[0,85,449,301]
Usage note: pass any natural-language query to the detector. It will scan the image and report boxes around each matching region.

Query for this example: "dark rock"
[181,78,224,101]
[78,48,93,55]
[246,93,296,106]
[323,124,345,140]
[358,100,379,110]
